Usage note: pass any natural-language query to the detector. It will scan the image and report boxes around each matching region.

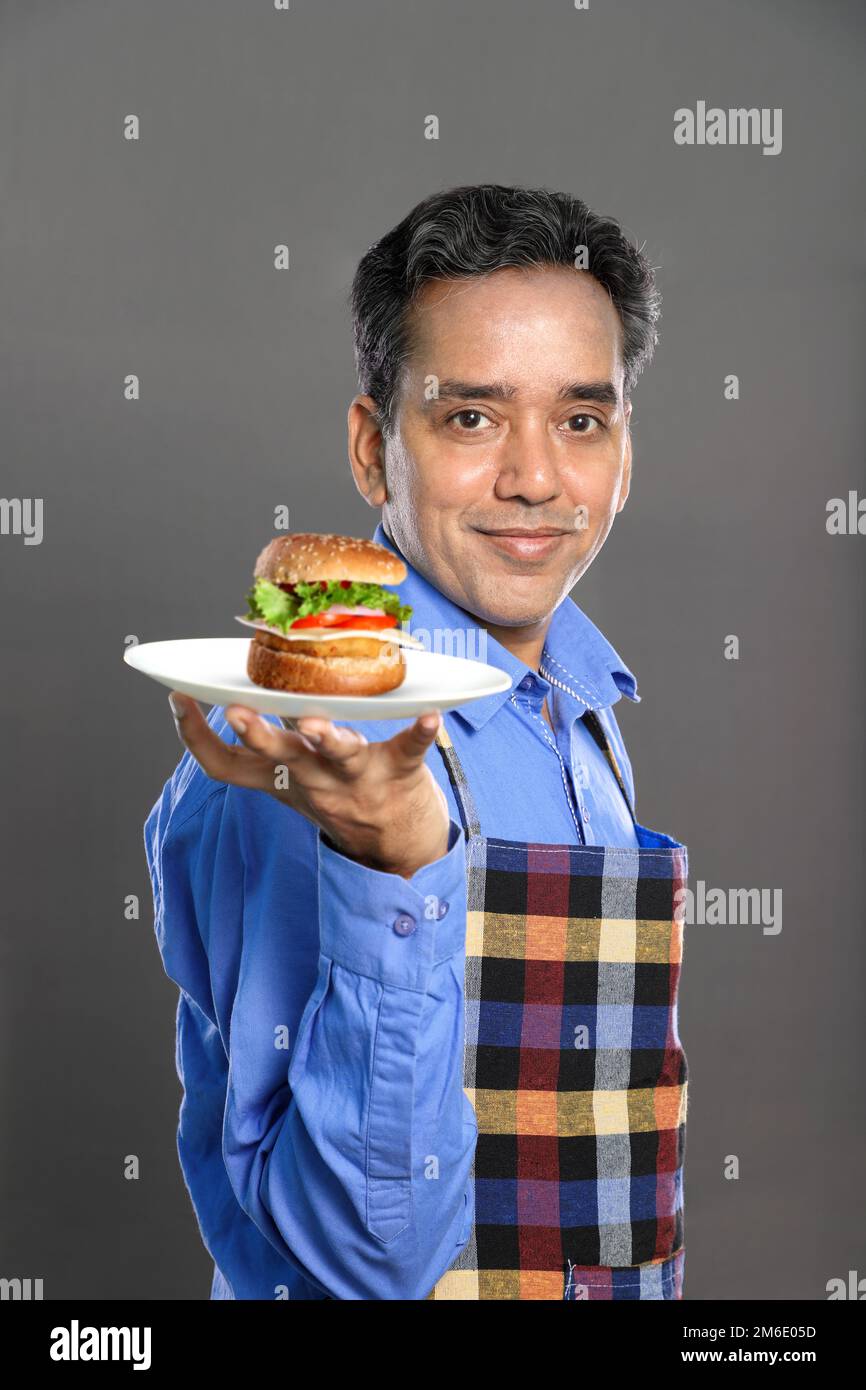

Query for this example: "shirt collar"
[372,520,639,730]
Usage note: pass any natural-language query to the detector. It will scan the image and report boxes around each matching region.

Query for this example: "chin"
[470,597,557,628]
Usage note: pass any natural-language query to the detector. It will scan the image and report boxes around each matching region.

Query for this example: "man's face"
[365,264,632,628]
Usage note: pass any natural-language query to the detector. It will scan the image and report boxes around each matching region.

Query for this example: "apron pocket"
[563,1247,685,1300]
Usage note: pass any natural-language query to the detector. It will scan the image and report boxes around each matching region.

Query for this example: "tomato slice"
[288,612,398,630]
[289,612,341,628]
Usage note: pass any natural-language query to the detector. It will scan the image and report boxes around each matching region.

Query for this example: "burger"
[239,533,419,695]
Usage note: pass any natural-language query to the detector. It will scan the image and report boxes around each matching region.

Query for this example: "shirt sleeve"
[237,823,478,1301]
[148,762,477,1301]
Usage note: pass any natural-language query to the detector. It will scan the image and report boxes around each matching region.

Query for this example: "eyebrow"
[428,378,620,408]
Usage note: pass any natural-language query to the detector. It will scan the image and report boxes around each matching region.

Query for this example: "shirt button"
[583,808,591,822]
[392,913,417,937]
[436,900,450,919]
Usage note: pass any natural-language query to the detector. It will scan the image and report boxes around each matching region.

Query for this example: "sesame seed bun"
[253,532,407,586]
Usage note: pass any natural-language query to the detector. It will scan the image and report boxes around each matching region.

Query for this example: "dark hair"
[349,183,661,436]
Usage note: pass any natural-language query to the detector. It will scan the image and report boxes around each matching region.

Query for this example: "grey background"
[1,0,863,1300]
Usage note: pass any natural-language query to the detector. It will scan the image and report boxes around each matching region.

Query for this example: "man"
[145,184,689,1301]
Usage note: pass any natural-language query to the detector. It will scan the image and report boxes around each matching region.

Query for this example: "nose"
[493,418,562,504]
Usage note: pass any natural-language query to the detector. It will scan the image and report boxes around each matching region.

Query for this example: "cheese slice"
[235,615,426,648]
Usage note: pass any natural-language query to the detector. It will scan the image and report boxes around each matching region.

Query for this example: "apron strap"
[435,707,636,838]
[434,721,482,839]
[580,708,637,823]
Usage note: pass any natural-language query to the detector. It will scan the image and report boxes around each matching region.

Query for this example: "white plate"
[124,637,512,721]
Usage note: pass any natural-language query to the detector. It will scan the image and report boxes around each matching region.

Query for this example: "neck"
[482,617,552,673]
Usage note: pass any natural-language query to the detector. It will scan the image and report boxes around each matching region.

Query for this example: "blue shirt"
[143,524,643,1300]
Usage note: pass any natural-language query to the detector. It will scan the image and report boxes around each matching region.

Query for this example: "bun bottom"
[247,634,406,695]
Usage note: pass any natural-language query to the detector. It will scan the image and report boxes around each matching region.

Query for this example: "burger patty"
[248,631,406,695]
[253,627,395,660]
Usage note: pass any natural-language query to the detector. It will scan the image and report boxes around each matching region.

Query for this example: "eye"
[564,414,601,434]
[447,408,496,431]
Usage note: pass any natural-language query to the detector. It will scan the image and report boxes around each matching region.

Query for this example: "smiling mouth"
[474,527,570,559]
[478,528,569,537]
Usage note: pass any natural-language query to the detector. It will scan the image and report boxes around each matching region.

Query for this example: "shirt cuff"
[316,820,467,992]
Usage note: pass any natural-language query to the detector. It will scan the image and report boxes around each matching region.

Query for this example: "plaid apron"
[427,710,689,1300]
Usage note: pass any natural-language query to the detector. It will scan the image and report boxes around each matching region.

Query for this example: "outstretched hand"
[168,692,451,879]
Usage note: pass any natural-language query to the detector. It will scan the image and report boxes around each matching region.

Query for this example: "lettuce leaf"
[245,576,412,632]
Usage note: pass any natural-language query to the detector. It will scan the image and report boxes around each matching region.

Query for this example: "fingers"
[386,709,443,770]
[278,712,369,760]
[168,692,272,790]
[225,705,306,760]
[278,714,332,754]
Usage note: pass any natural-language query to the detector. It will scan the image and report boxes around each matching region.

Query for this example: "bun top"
[253,533,407,586]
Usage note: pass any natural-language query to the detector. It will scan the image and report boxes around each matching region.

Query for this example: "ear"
[348,395,388,506]
[616,404,633,512]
